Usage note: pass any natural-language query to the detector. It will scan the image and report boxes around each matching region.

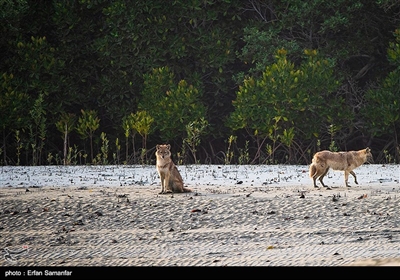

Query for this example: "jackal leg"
[312,170,320,188]
[344,171,350,187]
[318,168,330,188]
[163,173,173,193]
[312,176,318,188]
[159,173,166,194]
[158,173,173,194]
[350,171,358,184]
[310,165,319,188]
[345,170,358,187]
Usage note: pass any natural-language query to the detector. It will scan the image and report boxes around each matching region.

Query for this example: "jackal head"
[365,147,374,164]
[156,144,171,159]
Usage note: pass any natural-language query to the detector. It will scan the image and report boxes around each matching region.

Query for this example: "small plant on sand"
[28,93,46,165]
[114,137,121,165]
[383,149,393,164]
[76,109,100,163]
[135,111,154,164]
[122,111,153,164]
[238,140,250,165]
[177,145,186,165]
[265,143,274,164]
[79,153,88,165]
[93,132,109,165]
[100,132,109,164]
[279,127,295,163]
[184,117,208,164]
[224,135,236,165]
[66,144,79,165]
[54,153,62,165]
[55,113,76,165]
[140,148,147,165]
[47,152,53,165]
[15,130,22,166]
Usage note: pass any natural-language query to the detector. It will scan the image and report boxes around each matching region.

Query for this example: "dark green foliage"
[138,67,206,142]
[1,0,400,165]
[228,49,344,163]
[361,29,400,162]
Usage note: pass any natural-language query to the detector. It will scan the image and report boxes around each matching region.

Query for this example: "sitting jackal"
[155,144,192,194]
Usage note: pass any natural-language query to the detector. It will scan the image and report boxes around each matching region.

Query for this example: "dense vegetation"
[1,0,400,166]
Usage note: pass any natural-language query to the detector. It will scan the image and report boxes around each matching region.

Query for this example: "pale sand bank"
[1,172,399,267]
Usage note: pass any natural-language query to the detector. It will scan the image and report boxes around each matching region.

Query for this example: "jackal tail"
[309,163,317,178]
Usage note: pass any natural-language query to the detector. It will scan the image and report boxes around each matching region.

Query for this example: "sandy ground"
[1,169,400,269]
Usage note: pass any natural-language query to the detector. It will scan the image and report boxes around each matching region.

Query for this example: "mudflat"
[0,164,399,266]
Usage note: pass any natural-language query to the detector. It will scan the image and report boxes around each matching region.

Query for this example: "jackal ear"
[365,147,370,153]
[156,144,160,150]
[167,144,171,150]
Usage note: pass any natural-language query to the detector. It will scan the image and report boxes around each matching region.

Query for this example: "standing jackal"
[309,147,373,188]
[155,144,192,194]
